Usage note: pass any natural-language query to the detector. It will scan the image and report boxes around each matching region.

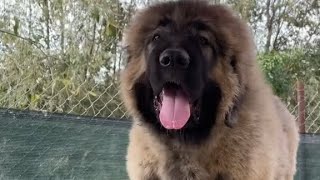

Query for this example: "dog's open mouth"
[154,82,200,130]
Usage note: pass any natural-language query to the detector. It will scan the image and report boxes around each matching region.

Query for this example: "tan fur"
[120,1,299,179]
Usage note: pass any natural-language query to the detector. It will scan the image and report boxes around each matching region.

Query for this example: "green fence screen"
[296,134,320,180]
[0,109,319,180]
[0,109,130,179]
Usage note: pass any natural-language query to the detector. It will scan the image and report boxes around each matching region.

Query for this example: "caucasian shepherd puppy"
[120,0,299,179]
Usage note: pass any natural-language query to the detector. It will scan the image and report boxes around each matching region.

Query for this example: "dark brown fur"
[120,1,299,179]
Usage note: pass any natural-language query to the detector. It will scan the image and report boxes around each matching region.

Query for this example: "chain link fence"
[0,73,127,119]
[294,81,320,134]
[0,40,128,119]
[0,0,132,119]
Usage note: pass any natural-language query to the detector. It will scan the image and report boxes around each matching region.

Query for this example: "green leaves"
[259,49,320,101]
[106,21,118,37]
[91,7,100,22]
[13,16,19,35]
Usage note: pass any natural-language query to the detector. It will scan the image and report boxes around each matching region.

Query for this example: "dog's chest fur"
[139,126,254,180]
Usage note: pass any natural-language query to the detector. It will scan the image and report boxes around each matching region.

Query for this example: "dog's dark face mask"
[132,18,223,143]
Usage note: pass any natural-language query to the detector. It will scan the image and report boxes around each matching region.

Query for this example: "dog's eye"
[199,36,209,46]
[153,34,160,41]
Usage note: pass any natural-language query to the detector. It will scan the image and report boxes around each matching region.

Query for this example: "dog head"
[121,0,257,142]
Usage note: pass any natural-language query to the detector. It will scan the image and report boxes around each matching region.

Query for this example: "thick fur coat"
[120,1,299,179]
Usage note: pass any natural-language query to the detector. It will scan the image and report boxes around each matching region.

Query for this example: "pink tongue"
[159,88,191,130]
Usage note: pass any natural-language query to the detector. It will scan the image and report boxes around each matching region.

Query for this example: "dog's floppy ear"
[225,105,239,128]
[224,88,246,128]
[225,54,246,128]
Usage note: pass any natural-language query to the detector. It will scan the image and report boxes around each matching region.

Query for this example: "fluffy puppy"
[120,1,299,179]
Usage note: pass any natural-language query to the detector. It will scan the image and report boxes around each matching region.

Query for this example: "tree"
[227,0,319,52]
[0,0,136,118]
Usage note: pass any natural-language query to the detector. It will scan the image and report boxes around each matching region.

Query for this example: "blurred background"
[0,0,319,131]
[0,0,319,179]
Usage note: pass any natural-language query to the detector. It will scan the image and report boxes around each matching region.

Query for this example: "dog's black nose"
[159,49,190,69]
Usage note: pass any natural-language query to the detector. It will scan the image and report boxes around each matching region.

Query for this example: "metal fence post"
[297,80,306,133]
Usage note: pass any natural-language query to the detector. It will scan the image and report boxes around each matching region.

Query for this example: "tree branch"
[273,1,288,50]
[0,29,48,57]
